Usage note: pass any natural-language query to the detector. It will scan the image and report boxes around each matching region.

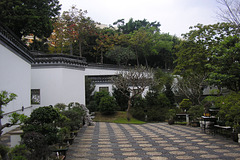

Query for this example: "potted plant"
[214,92,240,142]
[167,109,177,125]
[21,106,60,159]
[188,105,204,127]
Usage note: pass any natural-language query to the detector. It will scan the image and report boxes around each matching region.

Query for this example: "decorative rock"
[81,104,95,126]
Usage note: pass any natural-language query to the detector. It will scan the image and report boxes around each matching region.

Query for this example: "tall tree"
[49,6,97,56]
[129,27,156,67]
[113,18,160,34]
[93,28,117,63]
[175,73,208,105]
[152,33,176,69]
[105,46,136,66]
[207,35,240,92]
[0,0,61,39]
[174,23,239,99]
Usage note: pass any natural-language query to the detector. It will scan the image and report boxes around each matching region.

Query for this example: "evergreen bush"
[130,96,146,121]
[99,96,119,115]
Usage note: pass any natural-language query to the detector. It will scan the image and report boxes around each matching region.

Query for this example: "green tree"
[93,28,117,63]
[60,6,97,56]
[112,87,129,111]
[145,92,171,121]
[176,23,237,74]
[0,0,61,40]
[174,23,238,101]
[105,46,136,66]
[206,35,240,92]
[179,99,192,112]
[129,27,156,66]
[113,18,160,34]
[151,33,176,69]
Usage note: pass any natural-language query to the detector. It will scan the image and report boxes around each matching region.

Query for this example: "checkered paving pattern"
[66,122,240,160]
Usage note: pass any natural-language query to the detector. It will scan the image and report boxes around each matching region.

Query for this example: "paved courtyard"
[66,122,240,160]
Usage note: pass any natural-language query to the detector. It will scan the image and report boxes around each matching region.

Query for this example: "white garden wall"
[31,67,86,107]
[85,65,123,95]
[0,43,32,134]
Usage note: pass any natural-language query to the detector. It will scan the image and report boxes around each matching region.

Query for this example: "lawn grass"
[93,111,146,124]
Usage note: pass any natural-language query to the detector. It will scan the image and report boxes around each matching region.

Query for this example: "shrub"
[130,96,146,121]
[188,105,204,121]
[87,100,98,112]
[99,96,119,115]
[22,132,49,160]
[112,87,129,111]
[54,103,67,111]
[164,83,175,106]
[214,92,240,128]
[61,109,83,131]
[22,106,59,145]
[94,91,109,106]
[0,144,9,160]
[145,92,171,122]
[179,99,192,112]
[9,144,30,160]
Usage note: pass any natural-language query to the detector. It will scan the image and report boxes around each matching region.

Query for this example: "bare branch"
[112,66,154,120]
[217,0,240,26]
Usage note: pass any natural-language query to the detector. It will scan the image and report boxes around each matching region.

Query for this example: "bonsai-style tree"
[22,106,60,145]
[21,106,60,159]
[179,99,192,112]
[0,91,17,136]
[112,66,154,120]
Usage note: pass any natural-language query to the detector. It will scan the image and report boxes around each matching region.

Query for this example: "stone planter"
[168,119,174,125]
[232,132,238,142]
[63,136,75,145]
[238,134,240,143]
[10,130,23,147]
[191,121,200,127]
[50,144,69,160]
[70,130,79,137]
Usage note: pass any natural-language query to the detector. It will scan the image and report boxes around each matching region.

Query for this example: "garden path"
[66,122,240,160]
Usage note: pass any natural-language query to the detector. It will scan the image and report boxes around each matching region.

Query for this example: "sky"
[58,0,224,37]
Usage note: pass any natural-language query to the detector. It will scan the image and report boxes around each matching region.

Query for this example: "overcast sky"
[58,0,223,37]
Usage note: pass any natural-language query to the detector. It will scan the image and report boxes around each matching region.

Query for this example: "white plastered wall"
[31,67,85,107]
[85,67,122,95]
[0,43,32,134]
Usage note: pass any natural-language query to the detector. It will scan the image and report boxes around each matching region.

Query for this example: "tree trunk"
[79,39,82,57]
[136,50,139,66]
[101,50,103,64]
[126,98,131,121]
[70,42,73,55]
[144,56,148,68]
